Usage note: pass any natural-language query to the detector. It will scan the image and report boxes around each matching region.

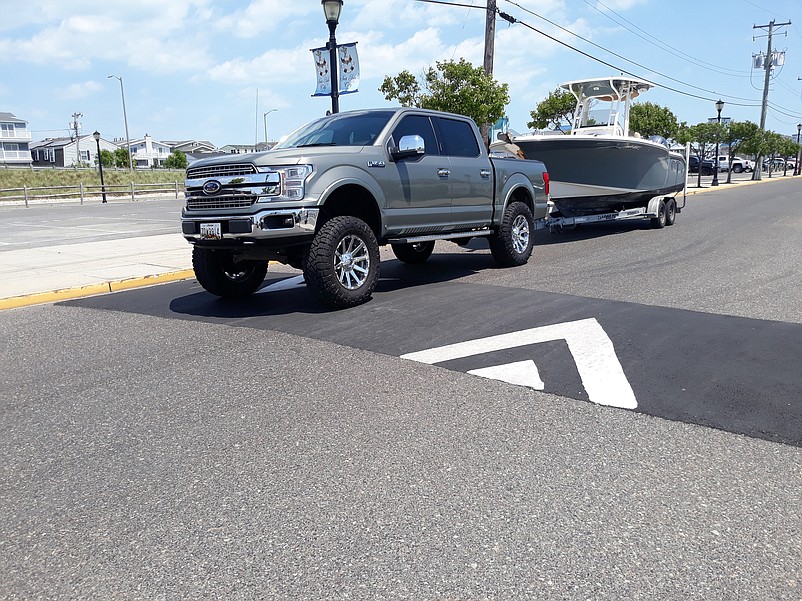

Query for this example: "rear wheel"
[489,201,534,267]
[665,198,676,226]
[732,165,744,174]
[303,216,380,308]
[192,247,267,298]
[391,241,435,264]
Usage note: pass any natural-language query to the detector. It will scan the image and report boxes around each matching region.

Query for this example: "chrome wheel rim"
[511,214,530,254]
[335,234,370,290]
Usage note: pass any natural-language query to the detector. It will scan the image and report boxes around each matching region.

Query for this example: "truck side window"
[391,116,439,155]
[436,117,480,158]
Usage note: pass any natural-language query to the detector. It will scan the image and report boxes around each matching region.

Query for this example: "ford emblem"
[202,180,222,195]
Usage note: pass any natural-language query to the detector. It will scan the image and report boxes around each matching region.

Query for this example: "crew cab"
[181,108,550,308]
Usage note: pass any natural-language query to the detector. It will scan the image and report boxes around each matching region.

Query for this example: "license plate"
[199,222,222,240]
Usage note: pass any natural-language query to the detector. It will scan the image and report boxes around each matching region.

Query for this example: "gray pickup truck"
[181,107,549,307]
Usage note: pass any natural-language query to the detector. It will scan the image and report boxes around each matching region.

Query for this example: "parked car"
[689,155,715,175]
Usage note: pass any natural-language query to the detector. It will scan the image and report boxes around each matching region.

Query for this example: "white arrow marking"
[468,360,545,390]
[401,318,637,409]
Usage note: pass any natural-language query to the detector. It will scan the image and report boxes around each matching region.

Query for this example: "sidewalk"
[0,233,193,310]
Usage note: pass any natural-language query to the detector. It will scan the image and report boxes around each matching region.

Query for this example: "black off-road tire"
[489,201,535,267]
[303,216,380,308]
[192,246,267,298]
[651,199,667,229]
[391,241,435,264]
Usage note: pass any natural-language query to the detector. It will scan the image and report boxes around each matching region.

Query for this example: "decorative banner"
[311,46,331,97]
[338,42,359,95]
[311,42,359,97]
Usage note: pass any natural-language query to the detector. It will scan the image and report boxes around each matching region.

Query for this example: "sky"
[2,0,801,148]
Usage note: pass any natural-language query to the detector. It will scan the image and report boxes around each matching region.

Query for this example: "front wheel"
[192,247,267,298]
[391,241,435,264]
[489,201,534,267]
[304,216,380,308]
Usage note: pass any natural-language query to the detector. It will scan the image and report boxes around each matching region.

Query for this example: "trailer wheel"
[651,199,667,229]
[391,241,435,264]
[303,215,379,308]
[192,246,267,298]
[490,201,534,267]
[665,198,677,226]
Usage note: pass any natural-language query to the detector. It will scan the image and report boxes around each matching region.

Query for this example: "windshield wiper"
[297,142,337,147]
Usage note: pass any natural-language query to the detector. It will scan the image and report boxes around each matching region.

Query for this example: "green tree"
[113,148,131,169]
[676,121,725,187]
[380,58,510,137]
[526,88,575,132]
[97,149,115,168]
[164,150,188,170]
[629,102,679,140]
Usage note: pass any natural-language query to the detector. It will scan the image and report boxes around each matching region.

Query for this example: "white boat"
[508,76,686,217]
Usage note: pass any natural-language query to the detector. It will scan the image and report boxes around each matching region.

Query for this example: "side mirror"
[392,135,425,160]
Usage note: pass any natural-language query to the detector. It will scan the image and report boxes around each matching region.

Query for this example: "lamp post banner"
[311,46,332,96]
[338,42,359,95]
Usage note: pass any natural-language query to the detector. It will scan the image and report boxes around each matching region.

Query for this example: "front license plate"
[199,222,222,240]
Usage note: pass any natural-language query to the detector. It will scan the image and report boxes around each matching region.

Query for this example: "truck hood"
[188,146,367,169]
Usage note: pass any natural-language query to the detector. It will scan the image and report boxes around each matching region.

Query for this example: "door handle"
[437,169,450,177]
[480,169,491,178]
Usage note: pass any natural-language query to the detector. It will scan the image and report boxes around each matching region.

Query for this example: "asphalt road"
[1,178,801,599]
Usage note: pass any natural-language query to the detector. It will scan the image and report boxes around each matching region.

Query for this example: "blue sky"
[2,0,801,147]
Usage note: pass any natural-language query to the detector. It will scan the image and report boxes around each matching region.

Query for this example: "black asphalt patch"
[66,257,802,447]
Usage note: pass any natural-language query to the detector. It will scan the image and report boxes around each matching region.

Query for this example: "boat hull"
[515,136,686,217]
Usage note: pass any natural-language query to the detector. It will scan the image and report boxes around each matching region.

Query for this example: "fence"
[0,181,185,207]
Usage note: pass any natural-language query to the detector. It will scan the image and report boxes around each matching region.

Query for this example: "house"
[30,135,118,168]
[0,112,33,166]
[128,134,172,168]
[162,139,218,154]
[219,143,262,154]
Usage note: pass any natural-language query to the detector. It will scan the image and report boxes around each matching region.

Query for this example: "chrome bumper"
[181,207,319,241]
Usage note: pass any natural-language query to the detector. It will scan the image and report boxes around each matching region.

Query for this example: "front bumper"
[181,207,319,242]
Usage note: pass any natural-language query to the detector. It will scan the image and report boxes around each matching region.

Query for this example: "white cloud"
[61,80,103,99]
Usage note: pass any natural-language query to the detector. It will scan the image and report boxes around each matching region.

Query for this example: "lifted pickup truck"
[181,108,549,308]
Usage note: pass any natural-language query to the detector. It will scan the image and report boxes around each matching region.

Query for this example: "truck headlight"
[256,164,313,202]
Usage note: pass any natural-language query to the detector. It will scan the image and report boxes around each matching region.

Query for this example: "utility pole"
[752,19,791,180]
[480,0,497,147]
[71,112,82,167]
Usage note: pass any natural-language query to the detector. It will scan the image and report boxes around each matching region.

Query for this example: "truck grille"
[186,163,257,179]
[185,194,257,210]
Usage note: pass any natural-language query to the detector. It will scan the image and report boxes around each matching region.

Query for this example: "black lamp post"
[93,131,107,203]
[795,123,801,176]
[712,99,724,187]
[322,0,343,114]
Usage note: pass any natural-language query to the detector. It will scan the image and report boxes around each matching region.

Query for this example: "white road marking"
[468,360,545,390]
[401,318,637,409]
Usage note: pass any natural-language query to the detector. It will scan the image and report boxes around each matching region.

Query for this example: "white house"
[0,112,33,166]
[128,134,172,168]
[30,135,118,168]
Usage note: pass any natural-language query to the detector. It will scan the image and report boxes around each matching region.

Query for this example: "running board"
[386,229,493,244]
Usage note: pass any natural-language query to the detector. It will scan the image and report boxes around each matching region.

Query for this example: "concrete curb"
[0,269,195,311]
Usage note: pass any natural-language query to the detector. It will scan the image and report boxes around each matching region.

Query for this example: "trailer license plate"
[200,222,222,240]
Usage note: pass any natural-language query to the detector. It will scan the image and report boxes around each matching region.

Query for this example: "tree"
[113,148,131,169]
[164,150,188,170]
[380,58,510,136]
[720,121,760,183]
[629,102,679,140]
[526,88,575,132]
[97,149,115,168]
[676,121,725,187]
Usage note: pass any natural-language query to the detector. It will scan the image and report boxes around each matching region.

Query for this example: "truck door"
[380,114,451,235]
[435,116,494,228]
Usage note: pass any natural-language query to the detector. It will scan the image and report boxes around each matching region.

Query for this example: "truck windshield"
[274,111,395,149]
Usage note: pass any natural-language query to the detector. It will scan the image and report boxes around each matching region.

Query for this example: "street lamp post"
[795,123,801,176]
[108,75,133,171]
[93,131,107,203]
[322,0,343,114]
[712,99,724,187]
[263,109,277,149]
